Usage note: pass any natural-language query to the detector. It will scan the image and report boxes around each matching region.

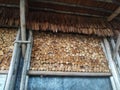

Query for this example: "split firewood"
[0,28,17,70]
[30,32,110,73]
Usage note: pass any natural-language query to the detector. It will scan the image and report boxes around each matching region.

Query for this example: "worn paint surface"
[0,74,7,90]
[28,76,112,90]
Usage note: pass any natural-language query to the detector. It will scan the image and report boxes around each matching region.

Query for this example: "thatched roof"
[0,0,120,36]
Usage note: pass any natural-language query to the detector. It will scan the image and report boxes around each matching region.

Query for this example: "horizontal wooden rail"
[28,71,111,76]
[0,70,8,74]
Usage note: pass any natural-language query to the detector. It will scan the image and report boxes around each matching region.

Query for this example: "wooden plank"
[0,75,7,90]
[28,71,111,76]
[0,70,8,74]
[107,6,120,21]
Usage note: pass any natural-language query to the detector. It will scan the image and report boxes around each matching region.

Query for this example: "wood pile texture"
[30,32,110,73]
[0,28,16,70]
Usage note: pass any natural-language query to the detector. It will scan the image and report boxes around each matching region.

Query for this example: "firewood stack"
[30,32,110,73]
[0,28,16,70]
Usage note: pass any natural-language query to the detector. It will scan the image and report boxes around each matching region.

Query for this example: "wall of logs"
[30,31,110,73]
[0,28,17,70]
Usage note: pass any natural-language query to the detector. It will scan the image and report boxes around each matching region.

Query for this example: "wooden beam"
[107,6,120,21]
[28,71,111,76]
[30,0,112,13]
[113,35,120,59]
[30,7,105,18]
[20,0,27,57]
[0,70,8,74]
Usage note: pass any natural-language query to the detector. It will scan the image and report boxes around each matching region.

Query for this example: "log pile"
[30,32,110,73]
[0,28,16,70]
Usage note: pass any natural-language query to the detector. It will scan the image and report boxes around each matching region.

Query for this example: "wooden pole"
[20,30,32,90]
[28,71,111,76]
[101,42,117,90]
[113,35,120,59]
[107,6,120,21]
[20,0,27,57]
[103,39,120,89]
[5,29,21,90]
[110,38,120,72]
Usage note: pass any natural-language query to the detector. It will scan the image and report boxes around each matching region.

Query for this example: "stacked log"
[0,28,16,70]
[30,32,110,73]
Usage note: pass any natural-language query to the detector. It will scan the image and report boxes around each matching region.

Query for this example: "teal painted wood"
[28,76,112,90]
[0,75,7,90]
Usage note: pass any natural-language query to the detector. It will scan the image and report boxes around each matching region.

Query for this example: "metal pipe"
[20,30,32,90]
[103,38,120,89]
[5,29,20,90]
[20,0,27,57]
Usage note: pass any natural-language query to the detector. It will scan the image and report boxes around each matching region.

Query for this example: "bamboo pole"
[28,71,111,76]
[20,0,27,57]
[101,42,117,90]
[25,30,33,90]
[110,38,120,72]
[20,30,32,90]
[5,29,21,90]
[107,6,120,21]
[113,35,120,60]
[103,38,120,89]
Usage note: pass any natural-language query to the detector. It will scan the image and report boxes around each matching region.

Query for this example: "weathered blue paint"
[0,75,7,90]
[15,57,23,90]
[28,76,112,90]
[15,58,113,90]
